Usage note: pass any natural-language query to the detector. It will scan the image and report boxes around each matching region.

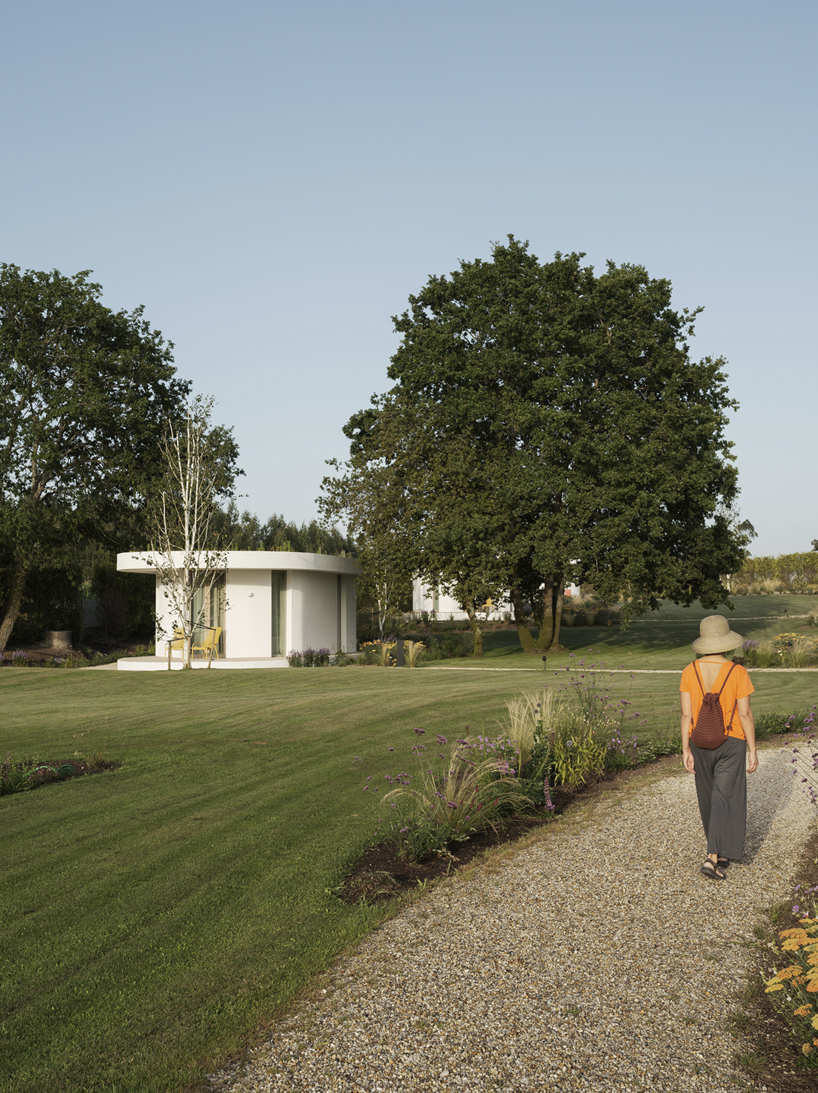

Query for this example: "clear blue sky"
[2,0,815,557]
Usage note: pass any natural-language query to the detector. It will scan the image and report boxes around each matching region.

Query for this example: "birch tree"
[146,396,240,668]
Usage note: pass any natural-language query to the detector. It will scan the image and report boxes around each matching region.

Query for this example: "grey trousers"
[690,736,747,861]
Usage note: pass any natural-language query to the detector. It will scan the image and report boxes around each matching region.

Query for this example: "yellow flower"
[795,1005,813,1017]
[803,1043,813,1056]
[765,982,784,993]
[807,953,818,966]
[781,928,810,940]
[777,965,807,981]
[807,980,818,993]
[812,1015,818,1030]
[782,938,807,950]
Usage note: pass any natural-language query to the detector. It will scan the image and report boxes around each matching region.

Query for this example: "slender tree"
[329,237,747,653]
[145,396,240,668]
[319,458,414,639]
[0,265,189,657]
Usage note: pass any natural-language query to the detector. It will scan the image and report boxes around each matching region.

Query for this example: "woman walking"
[680,616,758,880]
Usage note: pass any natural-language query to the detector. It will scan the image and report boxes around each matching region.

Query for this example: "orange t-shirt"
[680,661,755,741]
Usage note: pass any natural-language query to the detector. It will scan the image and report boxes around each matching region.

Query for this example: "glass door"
[271,572,286,655]
[192,575,226,656]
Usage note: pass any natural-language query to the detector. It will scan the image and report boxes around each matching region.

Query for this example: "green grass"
[1,611,816,1093]
[446,594,818,670]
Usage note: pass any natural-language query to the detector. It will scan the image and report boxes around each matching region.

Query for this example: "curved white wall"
[120,551,359,658]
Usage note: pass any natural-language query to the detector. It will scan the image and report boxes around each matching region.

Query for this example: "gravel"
[207,750,814,1093]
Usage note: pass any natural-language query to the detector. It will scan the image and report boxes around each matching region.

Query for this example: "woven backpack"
[691,662,738,749]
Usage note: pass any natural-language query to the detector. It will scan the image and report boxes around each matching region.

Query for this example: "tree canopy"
[0,265,194,654]
[326,237,747,653]
[319,457,415,638]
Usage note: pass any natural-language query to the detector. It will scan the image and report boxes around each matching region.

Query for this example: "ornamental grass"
[374,728,534,861]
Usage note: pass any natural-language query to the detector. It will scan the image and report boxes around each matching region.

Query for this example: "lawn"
[465,593,818,670]
[1,609,816,1093]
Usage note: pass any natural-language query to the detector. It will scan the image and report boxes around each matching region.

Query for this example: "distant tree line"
[731,551,818,592]
[212,503,355,555]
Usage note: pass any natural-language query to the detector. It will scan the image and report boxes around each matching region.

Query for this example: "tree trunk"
[0,564,28,658]
[511,579,563,653]
[531,577,563,652]
[465,604,484,658]
[511,587,535,652]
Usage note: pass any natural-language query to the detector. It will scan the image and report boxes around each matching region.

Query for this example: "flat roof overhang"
[117,551,360,575]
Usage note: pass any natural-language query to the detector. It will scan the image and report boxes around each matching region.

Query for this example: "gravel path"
[208,751,814,1093]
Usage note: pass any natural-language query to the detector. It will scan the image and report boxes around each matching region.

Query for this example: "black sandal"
[717,857,729,869]
[700,859,726,881]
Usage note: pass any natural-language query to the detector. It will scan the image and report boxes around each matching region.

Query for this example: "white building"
[412,577,581,621]
[116,551,359,670]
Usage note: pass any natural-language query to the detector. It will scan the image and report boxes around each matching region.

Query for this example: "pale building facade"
[116,551,358,670]
[412,577,581,621]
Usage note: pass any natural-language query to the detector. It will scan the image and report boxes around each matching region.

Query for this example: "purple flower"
[412,727,425,735]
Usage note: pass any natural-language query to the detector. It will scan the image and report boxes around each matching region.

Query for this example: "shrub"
[754,710,806,739]
[367,728,535,861]
[783,706,818,808]
[357,640,396,666]
[501,656,670,793]
[286,648,332,667]
[422,632,473,660]
[744,640,779,668]
[1,754,77,795]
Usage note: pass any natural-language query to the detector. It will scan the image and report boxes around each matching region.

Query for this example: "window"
[271,572,286,655]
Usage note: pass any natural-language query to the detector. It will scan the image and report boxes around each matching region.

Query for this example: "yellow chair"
[191,627,222,665]
[164,628,184,666]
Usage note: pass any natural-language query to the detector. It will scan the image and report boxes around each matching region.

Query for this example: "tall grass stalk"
[379,731,533,860]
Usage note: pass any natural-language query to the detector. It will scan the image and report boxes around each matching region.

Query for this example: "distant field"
[472,594,817,670]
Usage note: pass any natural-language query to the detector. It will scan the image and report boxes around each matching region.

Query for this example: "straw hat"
[692,615,744,655]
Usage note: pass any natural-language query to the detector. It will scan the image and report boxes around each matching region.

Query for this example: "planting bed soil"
[338,755,682,904]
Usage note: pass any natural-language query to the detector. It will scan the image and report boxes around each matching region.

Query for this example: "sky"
[2,0,815,557]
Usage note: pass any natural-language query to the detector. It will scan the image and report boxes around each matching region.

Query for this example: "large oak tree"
[327,238,747,654]
[0,265,192,655]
